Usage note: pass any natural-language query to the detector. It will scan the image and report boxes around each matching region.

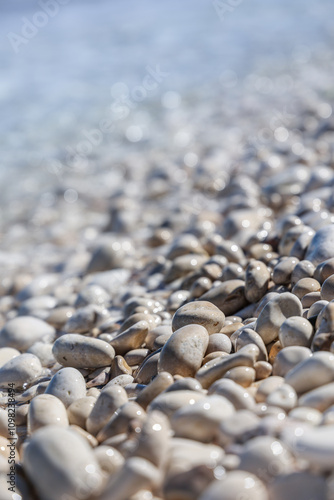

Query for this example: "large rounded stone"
[172,301,225,335]
[0,316,55,351]
[255,292,303,344]
[158,324,209,377]
[306,224,334,266]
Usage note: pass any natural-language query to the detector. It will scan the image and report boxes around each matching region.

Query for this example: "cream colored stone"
[158,324,209,377]
[171,395,234,443]
[172,301,225,335]
[28,394,69,434]
[255,292,303,344]
[0,353,43,389]
[23,426,103,500]
[86,385,128,436]
[285,352,334,394]
[53,334,115,368]
[200,470,268,500]
[67,397,96,429]
[45,367,86,407]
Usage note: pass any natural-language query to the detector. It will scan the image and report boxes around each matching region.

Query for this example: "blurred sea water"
[0,0,334,191]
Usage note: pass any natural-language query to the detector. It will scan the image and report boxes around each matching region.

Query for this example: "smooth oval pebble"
[206,333,232,355]
[0,353,43,389]
[305,224,334,266]
[245,260,270,303]
[266,383,297,411]
[273,346,312,377]
[208,379,255,410]
[99,456,161,500]
[285,351,334,394]
[147,390,205,418]
[283,424,334,470]
[45,367,87,407]
[199,470,268,500]
[28,394,69,434]
[67,397,96,429]
[0,347,20,368]
[0,316,55,351]
[158,324,209,377]
[53,334,115,369]
[110,320,149,355]
[86,385,128,436]
[171,395,235,443]
[278,316,313,348]
[255,292,303,344]
[238,435,294,482]
[23,425,102,500]
[321,274,334,301]
[172,301,225,335]
[298,382,334,412]
[93,445,124,475]
[200,279,248,316]
[218,409,260,446]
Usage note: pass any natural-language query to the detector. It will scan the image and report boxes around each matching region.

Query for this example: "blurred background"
[1,0,334,207]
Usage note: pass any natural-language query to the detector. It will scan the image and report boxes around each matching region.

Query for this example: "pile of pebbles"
[1,64,334,499]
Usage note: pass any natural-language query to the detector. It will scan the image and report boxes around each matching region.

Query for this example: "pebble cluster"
[1,62,334,499]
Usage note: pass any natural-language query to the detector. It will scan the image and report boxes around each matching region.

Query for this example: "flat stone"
[285,352,334,394]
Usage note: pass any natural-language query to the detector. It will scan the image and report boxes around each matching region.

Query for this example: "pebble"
[172,300,225,335]
[255,292,303,344]
[273,346,312,377]
[278,316,313,348]
[158,324,209,377]
[201,279,248,316]
[99,457,161,500]
[86,385,128,436]
[67,396,96,429]
[266,383,297,411]
[320,274,334,301]
[218,409,260,446]
[298,382,334,412]
[110,321,149,355]
[196,344,259,389]
[171,395,235,443]
[238,435,294,482]
[245,260,270,303]
[45,367,87,407]
[205,333,232,355]
[224,366,256,387]
[53,334,115,369]
[283,424,334,470]
[285,352,334,394]
[23,425,103,500]
[200,470,268,500]
[0,347,20,368]
[0,353,43,389]
[27,342,56,368]
[292,277,320,299]
[147,390,205,418]
[305,224,334,265]
[0,316,55,351]
[28,394,69,434]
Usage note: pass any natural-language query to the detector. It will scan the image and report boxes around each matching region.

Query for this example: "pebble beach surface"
[2,48,334,500]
